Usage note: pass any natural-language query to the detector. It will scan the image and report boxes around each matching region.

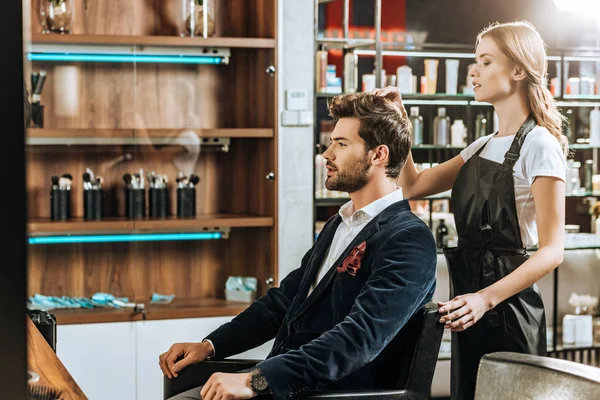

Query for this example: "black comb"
[27,384,62,400]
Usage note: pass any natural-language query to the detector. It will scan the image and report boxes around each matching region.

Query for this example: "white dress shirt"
[308,189,404,296]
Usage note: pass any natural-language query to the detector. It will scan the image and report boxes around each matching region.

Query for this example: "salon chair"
[474,351,600,399]
[164,302,443,400]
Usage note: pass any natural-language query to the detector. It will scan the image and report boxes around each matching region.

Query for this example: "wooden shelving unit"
[26,0,278,320]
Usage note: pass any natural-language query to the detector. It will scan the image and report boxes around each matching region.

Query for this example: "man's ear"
[512,65,527,82]
[371,145,390,166]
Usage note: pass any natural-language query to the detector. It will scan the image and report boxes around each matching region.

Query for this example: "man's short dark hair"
[327,92,412,179]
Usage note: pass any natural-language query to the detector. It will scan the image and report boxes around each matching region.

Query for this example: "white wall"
[277,0,316,280]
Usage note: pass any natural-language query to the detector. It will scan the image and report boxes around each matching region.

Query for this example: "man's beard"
[325,153,371,193]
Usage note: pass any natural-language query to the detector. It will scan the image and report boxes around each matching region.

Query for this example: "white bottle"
[590,106,600,147]
[434,108,451,145]
[362,74,376,93]
[396,65,412,94]
[575,315,594,344]
[445,59,460,95]
[343,52,358,94]
[563,314,576,344]
[315,154,324,198]
[451,120,466,147]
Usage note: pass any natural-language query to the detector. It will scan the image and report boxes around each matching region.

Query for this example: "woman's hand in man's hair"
[371,86,408,118]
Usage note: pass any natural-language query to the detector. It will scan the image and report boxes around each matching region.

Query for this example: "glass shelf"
[412,144,465,150]
[316,37,376,50]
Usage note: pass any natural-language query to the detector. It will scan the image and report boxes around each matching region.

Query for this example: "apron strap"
[501,114,537,170]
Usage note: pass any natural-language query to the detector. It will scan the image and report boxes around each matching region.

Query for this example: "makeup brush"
[189,175,200,186]
[58,176,72,190]
[86,168,95,183]
[123,173,132,186]
[82,172,91,190]
[34,70,47,95]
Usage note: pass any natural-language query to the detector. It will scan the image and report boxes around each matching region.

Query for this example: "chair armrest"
[163,359,261,399]
[307,389,419,400]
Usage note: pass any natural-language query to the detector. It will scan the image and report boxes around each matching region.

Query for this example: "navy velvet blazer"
[205,200,437,399]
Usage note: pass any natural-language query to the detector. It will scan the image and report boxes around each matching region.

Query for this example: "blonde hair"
[478,21,568,156]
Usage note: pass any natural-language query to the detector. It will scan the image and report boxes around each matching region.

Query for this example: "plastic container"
[362,74,376,93]
[50,188,70,221]
[396,65,412,94]
[149,188,169,218]
[445,59,460,95]
[177,187,196,218]
[563,314,576,344]
[434,107,451,145]
[424,59,439,95]
[343,52,358,94]
[125,188,146,219]
[225,290,257,303]
[451,119,466,146]
[590,106,600,147]
[409,107,424,145]
[475,113,488,139]
[316,46,328,92]
[83,189,104,220]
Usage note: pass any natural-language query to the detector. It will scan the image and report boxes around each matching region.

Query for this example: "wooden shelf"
[50,298,249,325]
[28,215,274,236]
[31,33,276,49]
[134,215,274,232]
[26,128,273,145]
[28,218,132,235]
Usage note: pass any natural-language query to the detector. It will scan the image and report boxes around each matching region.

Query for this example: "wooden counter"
[51,297,250,325]
[27,317,87,399]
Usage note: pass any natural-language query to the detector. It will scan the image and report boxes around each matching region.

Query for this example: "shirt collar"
[339,188,404,225]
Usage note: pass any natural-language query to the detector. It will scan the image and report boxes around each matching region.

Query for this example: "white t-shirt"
[459,125,566,247]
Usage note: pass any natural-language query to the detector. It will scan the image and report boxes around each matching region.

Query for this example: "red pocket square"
[336,241,367,276]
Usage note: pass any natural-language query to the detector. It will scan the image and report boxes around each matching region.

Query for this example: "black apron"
[443,115,547,400]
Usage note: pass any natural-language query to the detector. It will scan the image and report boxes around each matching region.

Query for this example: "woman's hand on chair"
[438,293,489,331]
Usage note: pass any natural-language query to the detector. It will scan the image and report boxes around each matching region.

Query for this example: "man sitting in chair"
[159,92,437,400]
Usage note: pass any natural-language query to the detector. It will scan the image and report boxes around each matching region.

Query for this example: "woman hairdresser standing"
[375,21,566,399]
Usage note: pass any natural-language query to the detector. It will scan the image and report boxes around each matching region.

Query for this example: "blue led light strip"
[28,232,223,244]
[28,53,224,64]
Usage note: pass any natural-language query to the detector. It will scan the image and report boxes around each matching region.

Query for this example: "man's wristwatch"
[250,367,270,394]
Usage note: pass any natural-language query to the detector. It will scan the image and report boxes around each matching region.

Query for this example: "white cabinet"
[57,322,137,400]
[136,316,273,400]
[56,317,273,400]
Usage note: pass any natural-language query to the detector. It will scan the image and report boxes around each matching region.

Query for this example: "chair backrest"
[373,302,444,396]
[475,352,600,399]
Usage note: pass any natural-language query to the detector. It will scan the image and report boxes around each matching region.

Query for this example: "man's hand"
[159,341,213,379]
[201,372,256,400]
[371,86,408,118]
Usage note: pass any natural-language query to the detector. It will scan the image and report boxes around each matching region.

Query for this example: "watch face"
[252,371,269,392]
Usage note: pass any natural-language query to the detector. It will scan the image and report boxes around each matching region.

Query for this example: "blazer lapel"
[287,214,342,316]
[289,199,409,323]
